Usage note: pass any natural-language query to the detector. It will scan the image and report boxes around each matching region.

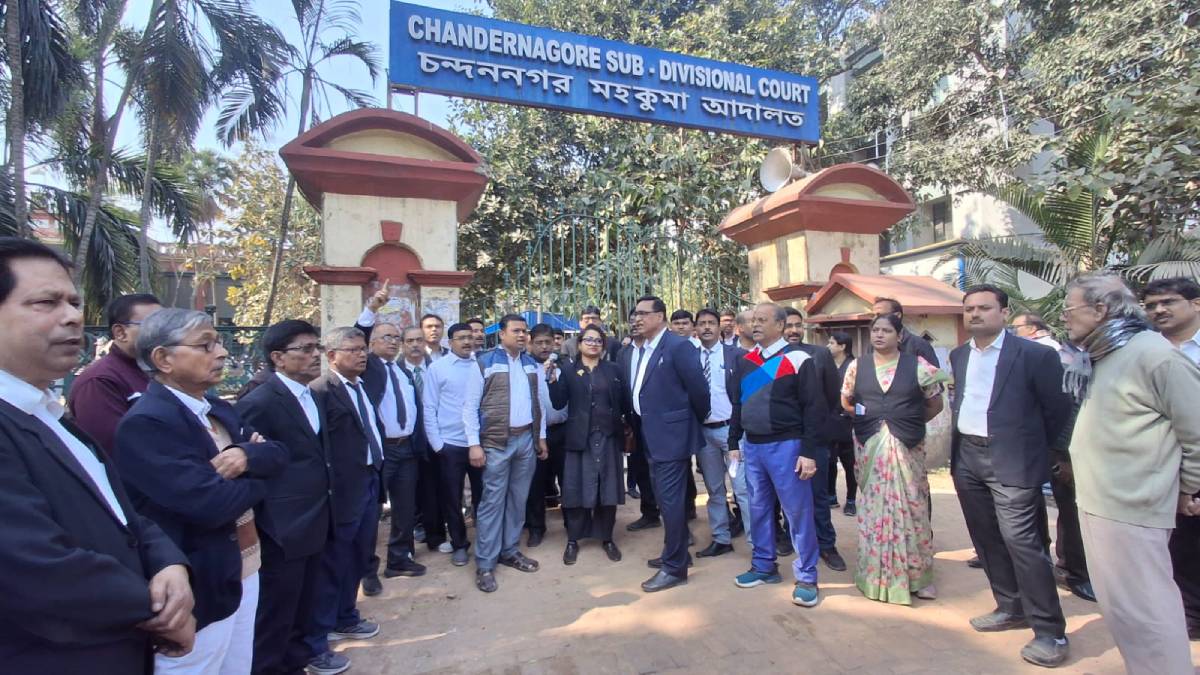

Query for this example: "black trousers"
[827,441,856,502]
[649,456,691,578]
[1171,508,1200,629]
[526,424,567,534]
[382,442,419,567]
[686,459,698,511]
[253,535,322,675]
[565,505,617,542]
[1049,462,1088,584]
[439,444,483,551]
[953,436,1066,638]
[417,451,448,550]
[628,425,659,519]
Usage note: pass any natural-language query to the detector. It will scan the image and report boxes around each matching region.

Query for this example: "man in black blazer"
[950,285,1072,668]
[116,308,288,673]
[306,327,386,666]
[619,310,659,527]
[0,238,193,673]
[627,295,710,592]
[235,320,336,675]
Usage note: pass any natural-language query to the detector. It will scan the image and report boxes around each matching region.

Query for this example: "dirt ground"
[333,469,1200,674]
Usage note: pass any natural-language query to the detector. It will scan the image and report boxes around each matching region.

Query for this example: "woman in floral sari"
[840,314,948,605]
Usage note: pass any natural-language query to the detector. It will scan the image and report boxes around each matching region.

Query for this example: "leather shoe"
[475,569,497,593]
[970,610,1030,632]
[647,554,693,569]
[1067,580,1096,603]
[626,516,662,531]
[967,555,983,569]
[528,530,544,548]
[820,548,847,572]
[383,557,426,578]
[563,541,579,565]
[361,575,382,597]
[641,569,687,593]
[603,541,622,562]
[696,542,734,558]
[1021,636,1069,668]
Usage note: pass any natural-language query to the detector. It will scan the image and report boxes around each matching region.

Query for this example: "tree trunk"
[137,122,160,291]
[72,0,162,288]
[261,70,313,325]
[6,0,29,238]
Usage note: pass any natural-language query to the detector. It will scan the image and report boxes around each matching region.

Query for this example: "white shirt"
[377,359,417,438]
[422,353,475,451]
[956,329,1007,437]
[0,369,129,525]
[693,339,732,423]
[631,327,668,415]
[276,372,319,434]
[1178,327,1200,366]
[334,371,382,464]
[1032,334,1062,352]
[758,337,789,360]
[164,384,213,429]
[462,350,550,446]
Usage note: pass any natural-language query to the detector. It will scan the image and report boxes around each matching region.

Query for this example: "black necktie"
[351,381,383,468]
[386,362,407,430]
[634,345,646,382]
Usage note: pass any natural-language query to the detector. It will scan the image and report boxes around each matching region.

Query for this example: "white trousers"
[1078,511,1194,675]
[154,572,259,675]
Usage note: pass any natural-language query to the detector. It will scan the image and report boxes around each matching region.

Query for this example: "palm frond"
[313,75,375,109]
[317,37,380,81]
[0,0,86,126]
[1122,234,1200,282]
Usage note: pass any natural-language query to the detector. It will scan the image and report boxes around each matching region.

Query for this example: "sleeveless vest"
[852,353,927,449]
[476,348,542,450]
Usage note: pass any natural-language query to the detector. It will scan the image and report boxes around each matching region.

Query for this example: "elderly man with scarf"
[1062,272,1200,675]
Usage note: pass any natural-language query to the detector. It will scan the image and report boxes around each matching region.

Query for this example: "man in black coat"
[235,320,336,675]
[0,238,192,674]
[950,285,1071,668]
[306,327,386,669]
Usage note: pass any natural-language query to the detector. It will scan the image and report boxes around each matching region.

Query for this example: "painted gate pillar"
[718,163,915,306]
[280,108,487,329]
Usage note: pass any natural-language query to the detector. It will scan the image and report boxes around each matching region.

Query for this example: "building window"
[930,198,951,242]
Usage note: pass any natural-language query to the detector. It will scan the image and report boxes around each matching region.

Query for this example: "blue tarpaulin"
[484,311,580,335]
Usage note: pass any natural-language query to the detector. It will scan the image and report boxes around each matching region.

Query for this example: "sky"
[100,0,488,240]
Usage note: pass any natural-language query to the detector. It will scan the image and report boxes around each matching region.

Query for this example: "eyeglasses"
[333,346,368,354]
[172,336,226,353]
[1060,303,1095,317]
[373,335,402,344]
[281,343,320,354]
[631,310,660,318]
[580,337,604,345]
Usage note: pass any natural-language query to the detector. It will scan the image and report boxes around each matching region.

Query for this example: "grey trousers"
[475,431,537,570]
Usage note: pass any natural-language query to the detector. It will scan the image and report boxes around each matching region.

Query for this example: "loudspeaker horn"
[758,146,807,192]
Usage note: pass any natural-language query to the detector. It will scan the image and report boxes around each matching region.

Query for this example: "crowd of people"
[0,234,1196,675]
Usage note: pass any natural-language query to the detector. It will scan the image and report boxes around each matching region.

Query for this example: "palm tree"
[129,0,289,290]
[259,0,380,324]
[952,126,1200,321]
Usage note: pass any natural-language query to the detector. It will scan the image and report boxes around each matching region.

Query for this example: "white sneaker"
[438,541,453,554]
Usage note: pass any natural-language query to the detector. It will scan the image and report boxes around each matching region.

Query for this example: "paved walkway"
[337,472,1199,674]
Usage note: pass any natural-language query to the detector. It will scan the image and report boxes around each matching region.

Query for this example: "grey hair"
[756,302,788,323]
[1067,272,1147,322]
[323,326,365,351]
[136,308,214,373]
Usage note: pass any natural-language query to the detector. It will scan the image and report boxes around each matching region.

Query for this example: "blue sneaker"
[735,568,783,588]
[792,581,820,607]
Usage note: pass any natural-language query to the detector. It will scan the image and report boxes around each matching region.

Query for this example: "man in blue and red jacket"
[728,302,828,608]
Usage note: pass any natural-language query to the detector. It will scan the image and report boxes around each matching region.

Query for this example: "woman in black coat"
[549,324,628,565]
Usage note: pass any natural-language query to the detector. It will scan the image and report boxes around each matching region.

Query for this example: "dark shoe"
[686,507,698,521]
[970,610,1031,633]
[626,516,662,531]
[603,541,622,562]
[641,569,687,593]
[361,575,382,597]
[776,536,794,556]
[647,554,694,569]
[329,619,379,641]
[528,530,544,548]
[451,547,470,566]
[1021,636,1069,668]
[563,541,579,565]
[1067,580,1096,603]
[729,516,745,538]
[475,569,498,593]
[829,496,839,508]
[627,486,641,499]
[413,524,427,543]
[383,556,427,578]
[307,650,351,675]
[843,501,857,517]
[498,551,539,573]
[696,542,734,558]
[967,555,983,569]
[820,548,847,572]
